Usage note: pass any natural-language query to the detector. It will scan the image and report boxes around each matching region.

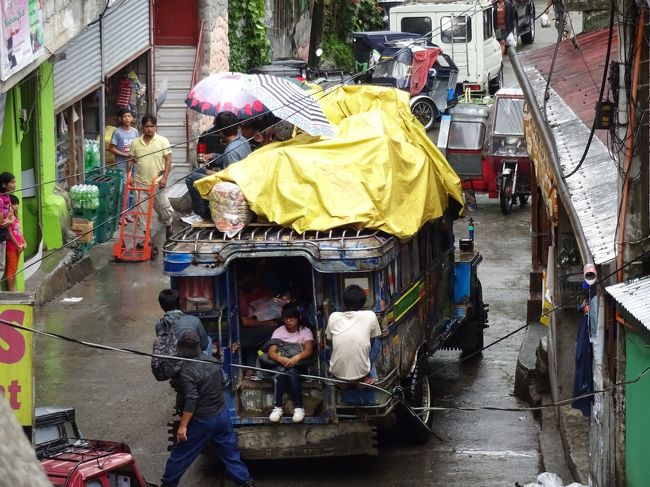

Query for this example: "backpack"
[151,316,182,381]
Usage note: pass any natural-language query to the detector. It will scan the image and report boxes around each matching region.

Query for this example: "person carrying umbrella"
[183,112,252,225]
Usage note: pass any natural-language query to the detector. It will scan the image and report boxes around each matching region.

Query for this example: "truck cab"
[389,0,503,94]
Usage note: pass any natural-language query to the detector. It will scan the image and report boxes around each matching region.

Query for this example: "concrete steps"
[155,45,195,172]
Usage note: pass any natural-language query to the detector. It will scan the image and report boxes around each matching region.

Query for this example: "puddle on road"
[456,449,536,458]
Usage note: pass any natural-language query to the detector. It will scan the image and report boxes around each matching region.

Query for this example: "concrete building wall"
[42,0,108,53]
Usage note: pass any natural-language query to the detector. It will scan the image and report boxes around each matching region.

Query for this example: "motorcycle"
[442,88,531,215]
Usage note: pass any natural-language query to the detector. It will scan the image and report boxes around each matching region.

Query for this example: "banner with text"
[0,0,44,81]
[0,298,34,428]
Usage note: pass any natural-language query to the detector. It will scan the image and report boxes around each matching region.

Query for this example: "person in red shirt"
[5,195,26,292]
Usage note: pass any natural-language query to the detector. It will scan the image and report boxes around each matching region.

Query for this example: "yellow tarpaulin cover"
[194,85,464,239]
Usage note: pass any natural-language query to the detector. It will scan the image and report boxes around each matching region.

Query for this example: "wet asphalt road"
[33,5,575,485]
[34,195,538,487]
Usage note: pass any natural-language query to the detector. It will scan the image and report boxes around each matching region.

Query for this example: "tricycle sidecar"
[485,88,531,214]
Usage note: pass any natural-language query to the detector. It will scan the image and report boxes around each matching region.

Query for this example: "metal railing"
[186,20,205,165]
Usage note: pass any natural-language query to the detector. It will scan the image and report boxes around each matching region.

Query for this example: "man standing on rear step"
[182,111,251,225]
[129,115,175,241]
[160,330,254,487]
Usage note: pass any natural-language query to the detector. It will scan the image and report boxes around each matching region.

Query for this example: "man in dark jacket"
[493,0,516,53]
[155,289,212,356]
[160,331,253,487]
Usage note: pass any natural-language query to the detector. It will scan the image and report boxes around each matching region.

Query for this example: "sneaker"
[269,406,283,423]
[125,214,134,223]
[292,407,305,423]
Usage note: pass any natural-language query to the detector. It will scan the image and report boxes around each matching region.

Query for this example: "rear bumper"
[236,421,378,459]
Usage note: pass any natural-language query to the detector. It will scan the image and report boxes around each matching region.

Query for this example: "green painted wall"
[0,61,65,291]
[37,62,65,252]
[625,329,650,487]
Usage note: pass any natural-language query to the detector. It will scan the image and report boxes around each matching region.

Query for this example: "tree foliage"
[228,0,271,72]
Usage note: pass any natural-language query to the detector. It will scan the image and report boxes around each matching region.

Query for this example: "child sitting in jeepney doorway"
[326,284,382,385]
[266,306,315,423]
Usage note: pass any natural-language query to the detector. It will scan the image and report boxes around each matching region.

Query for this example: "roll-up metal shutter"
[103,0,151,76]
[53,0,151,111]
[53,25,101,111]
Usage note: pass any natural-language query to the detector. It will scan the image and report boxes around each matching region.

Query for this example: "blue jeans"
[161,408,251,487]
[273,366,306,408]
[116,161,135,213]
[185,167,210,218]
[368,338,381,380]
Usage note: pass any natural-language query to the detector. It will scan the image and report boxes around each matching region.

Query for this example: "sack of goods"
[209,181,253,237]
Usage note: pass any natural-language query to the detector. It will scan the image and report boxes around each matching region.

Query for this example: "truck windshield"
[441,16,472,43]
[401,17,432,37]
[494,98,524,135]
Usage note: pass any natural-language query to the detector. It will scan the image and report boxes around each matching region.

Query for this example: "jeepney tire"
[460,281,486,356]
[396,353,433,445]
[488,67,503,95]
[499,174,514,215]
[521,4,535,45]
[410,98,437,131]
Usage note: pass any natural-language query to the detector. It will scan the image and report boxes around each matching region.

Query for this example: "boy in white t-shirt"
[326,285,382,384]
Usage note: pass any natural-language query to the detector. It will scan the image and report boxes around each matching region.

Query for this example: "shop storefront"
[53,0,152,187]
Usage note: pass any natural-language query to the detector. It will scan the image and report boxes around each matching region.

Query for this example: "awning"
[606,276,650,331]
[519,29,619,265]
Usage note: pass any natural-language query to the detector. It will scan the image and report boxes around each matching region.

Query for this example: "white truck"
[389,0,504,94]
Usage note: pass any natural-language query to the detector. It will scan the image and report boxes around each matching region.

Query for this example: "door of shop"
[153,0,198,45]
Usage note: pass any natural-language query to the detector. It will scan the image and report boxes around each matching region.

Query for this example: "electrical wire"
[562,0,617,179]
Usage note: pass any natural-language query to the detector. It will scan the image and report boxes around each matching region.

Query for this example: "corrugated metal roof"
[607,276,650,330]
[519,28,618,143]
[518,29,619,265]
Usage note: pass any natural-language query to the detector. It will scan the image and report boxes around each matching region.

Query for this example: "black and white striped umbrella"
[243,73,335,138]
[186,72,335,138]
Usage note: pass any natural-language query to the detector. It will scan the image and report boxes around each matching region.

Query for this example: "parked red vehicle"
[35,407,155,487]
[443,88,531,215]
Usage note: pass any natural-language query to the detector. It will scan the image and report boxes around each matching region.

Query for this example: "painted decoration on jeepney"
[0,299,34,429]
[0,0,44,81]
[393,281,425,322]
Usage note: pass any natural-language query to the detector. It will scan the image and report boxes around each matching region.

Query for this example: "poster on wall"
[0,0,44,82]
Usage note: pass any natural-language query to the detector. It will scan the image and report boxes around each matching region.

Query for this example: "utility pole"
[308,0,325,69]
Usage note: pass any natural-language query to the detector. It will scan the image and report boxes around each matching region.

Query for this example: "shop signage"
[0,0,44,81]
[0,297,34,428]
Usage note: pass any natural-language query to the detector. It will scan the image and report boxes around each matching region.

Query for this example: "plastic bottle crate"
[87,174,119,200]
[72,207,98,220]
[79,242,94,253]
[94,221,114,244]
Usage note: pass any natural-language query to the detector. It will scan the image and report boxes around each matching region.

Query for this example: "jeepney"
[162,213,488,458]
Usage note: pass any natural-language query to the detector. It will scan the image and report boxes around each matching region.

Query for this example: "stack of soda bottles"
[70,184,100,249]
